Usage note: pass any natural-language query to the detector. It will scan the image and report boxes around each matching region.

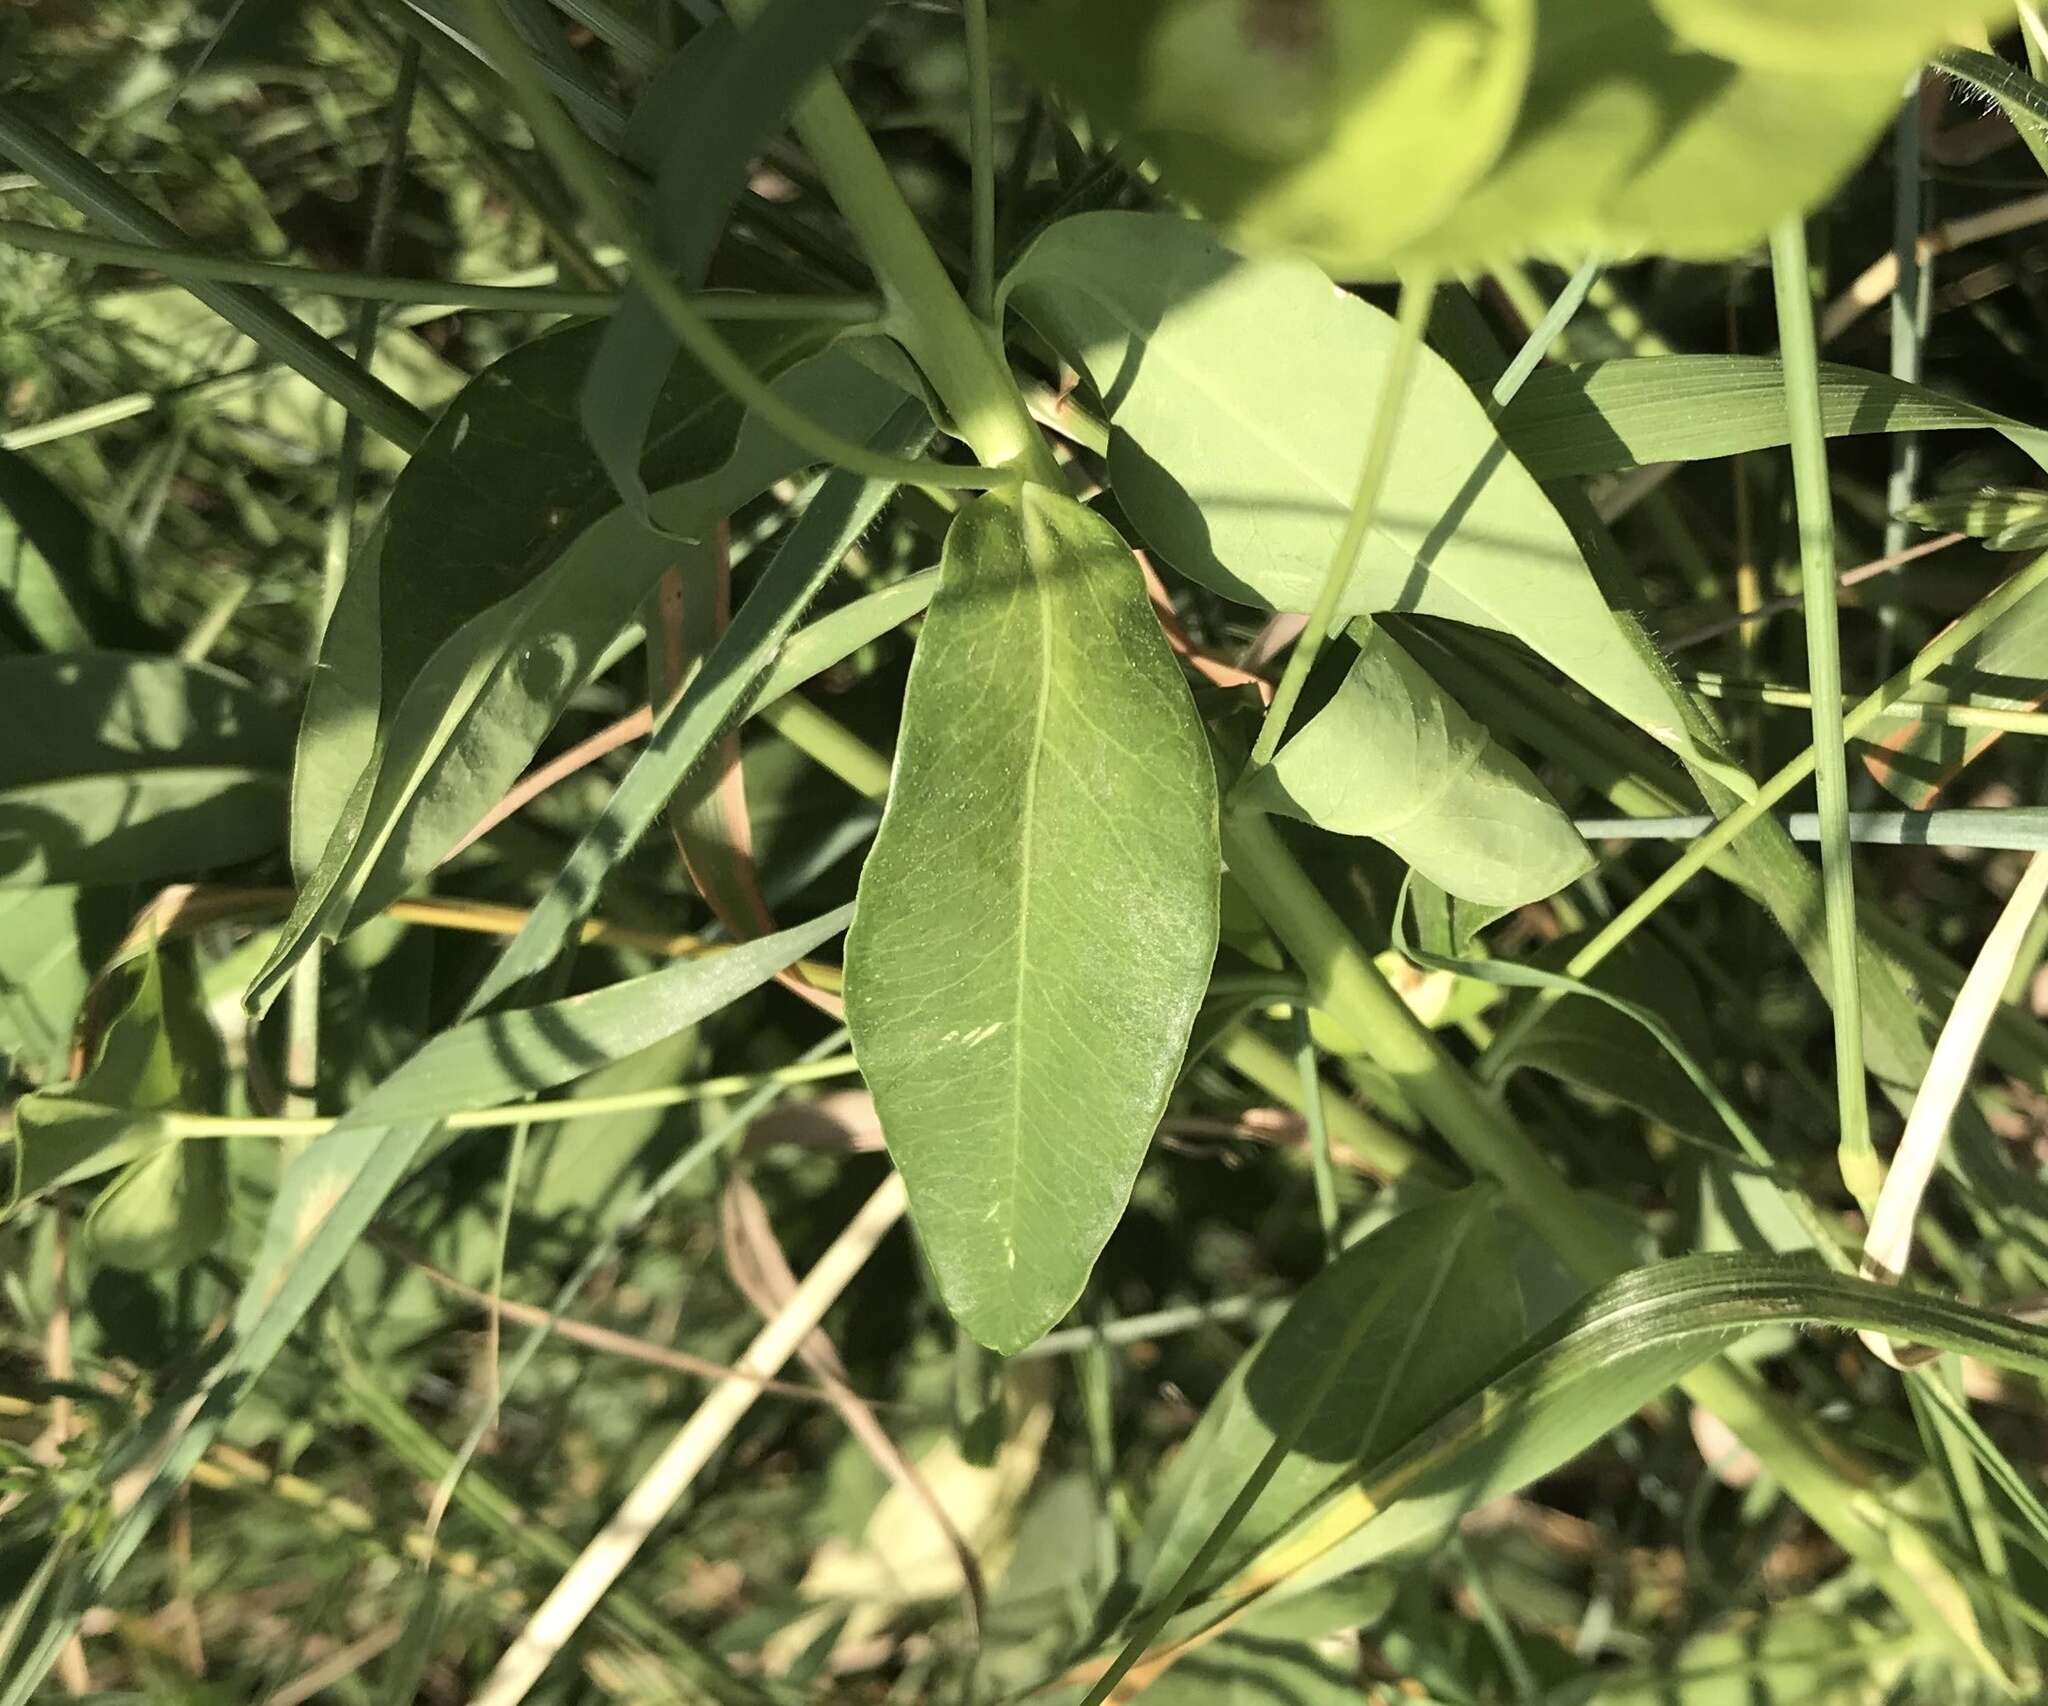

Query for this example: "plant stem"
[963,0,996,322]
[718,0,1056,480]
[1292,1006,1341,1260]
[0,107,429,452]
[1771,215,1875,1209]
[1246,270,1437,774]
[466,0,1013,493]
[1491,255,1600,408]
[0,219,886,320]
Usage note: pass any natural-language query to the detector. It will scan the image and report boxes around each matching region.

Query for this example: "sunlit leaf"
[1003,0,1534,280]
[1003,212,1718,764]
[1902,487,2048,552]
[843,484,1220,1354]
[1247,620,1592,909]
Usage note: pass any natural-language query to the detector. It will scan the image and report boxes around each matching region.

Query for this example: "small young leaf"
[1246,621,1592,909]
[0,653,286,887]
[1004,212,1711,762]
[843,485,1220,1354]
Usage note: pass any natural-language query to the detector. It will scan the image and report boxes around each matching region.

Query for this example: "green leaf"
[1393,3,1910,271]
[1902,487,2048,552]
[1500,356,2048,480]
[843,485,1220,1354]
[0,652,286,888]
[1003,212,1715,763]
[1583,1608,1904,1703]
[255,324,910,1010]
[1130,1188,1527,1609]
[0,887,112,1085]
[84,1136,228,1273]
[587,0,887,517]
[1002,0,1535,280]
[1492,934,1724,1146]
[1652,0,2007,75]
[1005,1,2002,274]
[1247,621,1592,909]
[0,449,145,653]
[10,947,228,1272]
[1225,1255,2048,1617]
[11,946,223,1205]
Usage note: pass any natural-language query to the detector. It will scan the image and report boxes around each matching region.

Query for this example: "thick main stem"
[1771,215,1876,1209]
[1223,804,1999,1674]
[719,0,1054,481]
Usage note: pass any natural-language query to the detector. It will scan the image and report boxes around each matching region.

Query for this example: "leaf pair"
[1007,0,2010,274]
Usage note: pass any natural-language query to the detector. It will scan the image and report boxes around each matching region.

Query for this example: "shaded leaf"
[0,653,285,888]
[0,887,112,1085]
[85,1137,228,1273]
[588,0,886,516]
[1247,620,1592,909]
[0,449,144,652]
[1583,1607,1901,1703]
[1003,212,1720,765]
[256,325,908,1009]
[11,947,222,1204]
[1132,1188,1526,1608]
[1500,356,2048,479]
[843,485,1220,1354]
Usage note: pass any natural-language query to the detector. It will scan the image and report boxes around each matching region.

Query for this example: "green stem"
[1292,1007,1341,1260]
[719,0,1055,480]
[758,693,892,800]
[1246,270,1437,774]
[0,107,429,453]
[963,0,996,322]
[467,0,1013,493]
[1491,255,1600,408]
[0,219,886,320]
[1480,546,2048,1077]
[1218,1026,1437,1185]
[158,1055,861,1140]
[1771,215,1874,1209]
[1685,673,2048,735]
[1223,804,1999,1676]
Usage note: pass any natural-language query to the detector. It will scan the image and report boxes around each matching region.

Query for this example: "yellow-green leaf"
[843,485,1220,1354]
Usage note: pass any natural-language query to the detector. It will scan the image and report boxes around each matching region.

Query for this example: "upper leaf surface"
[1005,212,1707,757]
[1249,621,1592,909]
[843,485,1220,1354]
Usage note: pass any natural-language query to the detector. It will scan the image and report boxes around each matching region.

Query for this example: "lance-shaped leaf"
[255,325,908,1010]
[843,485,1220,1354]
[0,652,286,888]
[1246,621,1592,909]
[1500,355,2048,480]
[1131,1188,1527,1608]
[1004,212,1714,763]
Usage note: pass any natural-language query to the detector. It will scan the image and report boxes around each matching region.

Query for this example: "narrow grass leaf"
[1501,356,2048,479]
[843,485,1220,1354]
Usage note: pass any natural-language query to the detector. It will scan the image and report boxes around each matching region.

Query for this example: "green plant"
[8,1,2048,1701]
